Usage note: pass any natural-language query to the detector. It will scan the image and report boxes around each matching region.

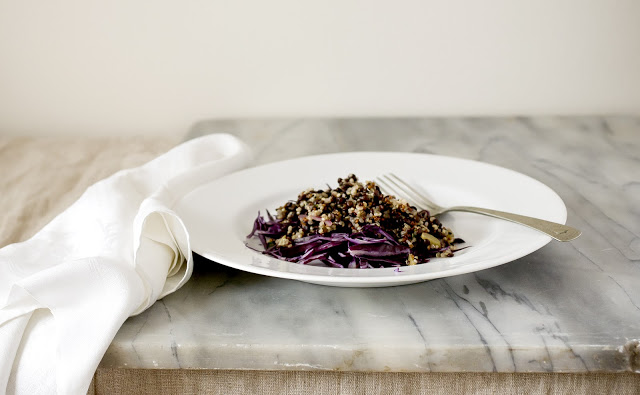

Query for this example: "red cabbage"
[246,211,431,268]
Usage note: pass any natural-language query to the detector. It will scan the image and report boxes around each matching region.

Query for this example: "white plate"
[174,152,567,287]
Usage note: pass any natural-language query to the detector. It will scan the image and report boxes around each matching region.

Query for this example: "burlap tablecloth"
[1,137,638,395]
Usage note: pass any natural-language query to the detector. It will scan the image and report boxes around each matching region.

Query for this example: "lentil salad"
[247,174,464,268]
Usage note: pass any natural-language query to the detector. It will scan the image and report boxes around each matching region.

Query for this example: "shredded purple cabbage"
[247,211,444,268]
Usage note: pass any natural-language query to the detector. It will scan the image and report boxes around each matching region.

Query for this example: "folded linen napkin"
[0,134,252,394]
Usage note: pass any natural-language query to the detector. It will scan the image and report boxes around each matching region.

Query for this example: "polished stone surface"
[101,117,640,372]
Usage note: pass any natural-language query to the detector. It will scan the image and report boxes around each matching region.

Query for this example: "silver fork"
[376,173,581,242]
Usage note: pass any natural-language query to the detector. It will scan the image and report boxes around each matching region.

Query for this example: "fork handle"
[446,206,582,242]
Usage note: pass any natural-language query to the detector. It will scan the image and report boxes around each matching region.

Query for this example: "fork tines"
[376,173,436,212]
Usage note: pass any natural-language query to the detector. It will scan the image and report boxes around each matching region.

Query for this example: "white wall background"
[1,1,639,136]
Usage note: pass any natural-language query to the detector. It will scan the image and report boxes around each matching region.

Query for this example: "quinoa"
[270,174,458,264]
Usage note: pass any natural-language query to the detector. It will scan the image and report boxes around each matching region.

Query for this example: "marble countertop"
[101,117,640,373]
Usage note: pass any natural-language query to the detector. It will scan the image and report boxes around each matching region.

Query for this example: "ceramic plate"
[174,152,567,287]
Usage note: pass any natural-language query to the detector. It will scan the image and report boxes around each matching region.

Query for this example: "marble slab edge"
[101,340,640,373]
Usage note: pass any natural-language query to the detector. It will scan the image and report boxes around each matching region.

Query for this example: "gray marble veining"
[101,117,640,372]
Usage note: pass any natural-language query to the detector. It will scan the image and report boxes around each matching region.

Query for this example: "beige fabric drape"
[0,137,180,247]
[89,370,640,395]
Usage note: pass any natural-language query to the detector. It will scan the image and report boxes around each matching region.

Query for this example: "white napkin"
[0,134,252,394]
